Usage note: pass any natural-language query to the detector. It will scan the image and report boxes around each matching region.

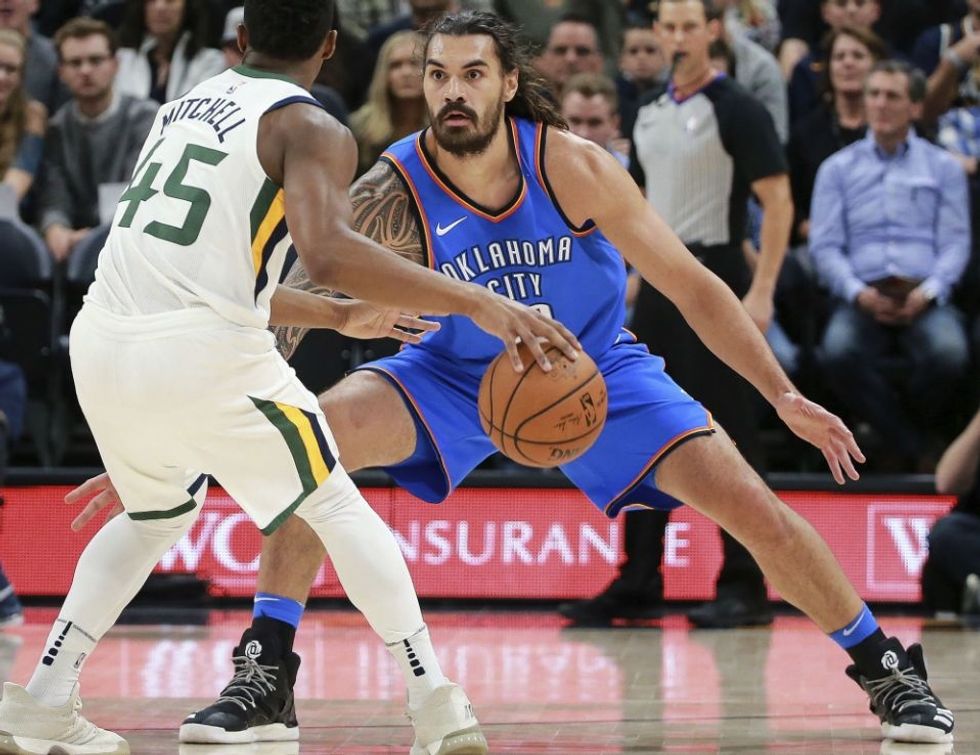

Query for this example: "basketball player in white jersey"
[0,1,580,752]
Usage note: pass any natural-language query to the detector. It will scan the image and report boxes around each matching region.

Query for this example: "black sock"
[846,629,897,679]
[251,616,296,654]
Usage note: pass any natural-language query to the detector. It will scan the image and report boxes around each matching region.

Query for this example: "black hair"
[422,11,568,130]
[119,0,210,60]
[243,0,336,61]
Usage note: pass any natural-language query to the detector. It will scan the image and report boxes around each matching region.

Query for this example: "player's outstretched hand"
[336,300,441,343]
[469,291,582,373]
[65,472,124,532]
[776,392,866,484]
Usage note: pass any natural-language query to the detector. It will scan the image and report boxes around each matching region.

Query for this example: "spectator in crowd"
[788,0,881,127]
[537,15,605,97]
[916,0,980,123]
[616,23,666,137]
[922,404,980,617]
[0,30,46,205]
[40,18,159,262]
[350,31,426,178]
[1,0,67,113]
[337,0,410,43]
[810,61,970,470]
[218,4,243,69]
[0,316,26,627]
[561,73,629,167]
[115,0,225,104]
[493,0,570,51]
[366,0,457,65]
[788,26,885,244]
[562,0,792,628]
[721,0,781,53]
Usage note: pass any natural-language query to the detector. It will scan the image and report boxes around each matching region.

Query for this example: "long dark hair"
[119,0,211,60]
[422,11,568,130]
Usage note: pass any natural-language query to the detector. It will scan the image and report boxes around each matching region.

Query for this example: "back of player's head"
[243,0,335,61]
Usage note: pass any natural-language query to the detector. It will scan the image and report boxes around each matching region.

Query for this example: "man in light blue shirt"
[810,60,970,466]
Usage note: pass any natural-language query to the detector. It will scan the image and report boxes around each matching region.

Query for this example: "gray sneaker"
[408,683,488,755]
[0,682,129,755]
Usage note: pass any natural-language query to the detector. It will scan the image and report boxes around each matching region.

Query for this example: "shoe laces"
[215,653,279,712]
[864,666,939,717]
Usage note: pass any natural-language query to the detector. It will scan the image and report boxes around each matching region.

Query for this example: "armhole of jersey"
[537,125,596,235]
[264,95,326,115]
[379,154,432,270]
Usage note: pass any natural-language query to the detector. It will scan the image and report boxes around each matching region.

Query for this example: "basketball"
[478,343,607,467]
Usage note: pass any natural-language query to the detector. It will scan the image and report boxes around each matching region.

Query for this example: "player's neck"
[241,52,317,90]
[427,121,520,205]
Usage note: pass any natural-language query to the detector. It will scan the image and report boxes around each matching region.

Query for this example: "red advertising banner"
[0,485,953,601]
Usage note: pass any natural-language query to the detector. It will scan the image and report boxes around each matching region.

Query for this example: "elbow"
[302,255,337,289]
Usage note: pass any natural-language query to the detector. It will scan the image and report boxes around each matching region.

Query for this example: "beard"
[429,95,506,157]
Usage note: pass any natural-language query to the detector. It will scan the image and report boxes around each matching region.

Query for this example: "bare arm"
[743,173,793,332]
[270,159,426,359]
[260,105,579,371]
[935,409,980,495]
[546,129,862,480]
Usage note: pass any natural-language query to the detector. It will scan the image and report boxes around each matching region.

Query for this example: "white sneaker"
[408,683,487,755]
[0,682,129,755]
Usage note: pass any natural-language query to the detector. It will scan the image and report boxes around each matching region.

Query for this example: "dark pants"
[922,510,980,612]
[623,244,767,603]
[819,303,969,458]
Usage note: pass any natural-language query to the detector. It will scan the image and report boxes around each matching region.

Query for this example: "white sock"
[26,508,197,707]
[387,625,449,707]
[25,618,97,707]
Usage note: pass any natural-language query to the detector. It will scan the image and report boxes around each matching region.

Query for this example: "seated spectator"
[337,0,411,43]
[41,18,159,262]
[722,0,781,53]
[366,0,457,66]
[561,73,628,167]
[115,0,225,104]
[810,61,970,469]
[350,30,426,178]
[616,23,665,137]
[536,14,605,98]
[2,0,67,113]
[787,26,885,243]
[0,30,46,205]
[788,0,881,126]
[916,0,980,123]
[493,0,569,51]
[921,404,980,617]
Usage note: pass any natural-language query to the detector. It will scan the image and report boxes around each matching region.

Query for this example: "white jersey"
[87,65,323,329]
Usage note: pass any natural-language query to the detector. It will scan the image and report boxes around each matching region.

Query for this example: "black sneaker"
[845,639,954,744]
[687,596,773,629]
[179,629,300,744]
[558,592,664,625]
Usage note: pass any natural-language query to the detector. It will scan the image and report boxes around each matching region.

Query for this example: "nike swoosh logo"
[436,217,467,236]
[842,610,865,636]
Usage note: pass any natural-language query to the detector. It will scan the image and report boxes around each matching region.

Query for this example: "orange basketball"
[478,343,607,467]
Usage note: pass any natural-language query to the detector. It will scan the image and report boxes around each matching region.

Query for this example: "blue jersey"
[382,117,628,366]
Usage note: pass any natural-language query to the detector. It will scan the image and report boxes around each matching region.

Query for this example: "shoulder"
[122,94,160,118]
[190,46,225,68]
[543,125,621,190]
[920,136,964,175]
[116,47,140,64]
[820,141,862,175]
[707,76,771,123]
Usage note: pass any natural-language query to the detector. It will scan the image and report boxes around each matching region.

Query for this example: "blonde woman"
[0,30,46,205]
[350,30,426,178]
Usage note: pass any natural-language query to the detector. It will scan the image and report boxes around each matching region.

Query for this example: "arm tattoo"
[271,160,426,360]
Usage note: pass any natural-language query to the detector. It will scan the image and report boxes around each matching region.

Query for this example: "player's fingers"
[504,335,524,372]
[822,447,845,485]
[65,473,110,504]
[398,315,439,332]
[389,328,424,344]
[71,496,107,531]
[521,325,553,372]
[537,321,579,362]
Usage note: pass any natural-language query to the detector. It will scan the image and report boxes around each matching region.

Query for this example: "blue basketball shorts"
[354,336,715,517]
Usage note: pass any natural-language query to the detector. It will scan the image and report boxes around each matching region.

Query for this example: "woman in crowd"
[0,30,46,208]
[787,25,886,244]
[349,30,427,178]
[116,0,225,104]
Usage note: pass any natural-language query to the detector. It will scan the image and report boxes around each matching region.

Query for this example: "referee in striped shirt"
[563,0,793,628]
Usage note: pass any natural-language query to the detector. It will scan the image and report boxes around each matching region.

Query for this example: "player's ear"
[321,30,338,62]
[503,66,518,103]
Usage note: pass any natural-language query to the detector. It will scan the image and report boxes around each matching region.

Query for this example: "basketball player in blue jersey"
[72,10,954,749]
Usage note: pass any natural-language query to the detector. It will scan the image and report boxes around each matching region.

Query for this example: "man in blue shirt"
[810,59,970,467]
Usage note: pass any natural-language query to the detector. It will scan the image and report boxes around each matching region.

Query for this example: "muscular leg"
[256,371,417,601]
[655,428,861,631]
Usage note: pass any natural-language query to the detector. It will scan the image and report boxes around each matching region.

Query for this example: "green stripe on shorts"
[249,396,318,494]
[129,498,197,521]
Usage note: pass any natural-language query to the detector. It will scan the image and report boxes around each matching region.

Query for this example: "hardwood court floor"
[0,609,975,754]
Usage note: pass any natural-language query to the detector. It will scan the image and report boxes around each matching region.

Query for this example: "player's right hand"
[66,472,124,532]
[468,290,582,373]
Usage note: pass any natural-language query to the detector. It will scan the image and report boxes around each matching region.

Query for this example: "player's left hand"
[66,472,124,532]
[775,392,865,485]
[336,300,440,343]
[741,287,774,333]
